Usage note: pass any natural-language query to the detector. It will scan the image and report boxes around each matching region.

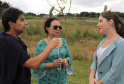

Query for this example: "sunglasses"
[53,25,62,30]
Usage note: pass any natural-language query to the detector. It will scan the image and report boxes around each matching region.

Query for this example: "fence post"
[104,5,107,12]
[103,5,107,38]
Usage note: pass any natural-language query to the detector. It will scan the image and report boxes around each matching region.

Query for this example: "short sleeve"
[19,49,31,66]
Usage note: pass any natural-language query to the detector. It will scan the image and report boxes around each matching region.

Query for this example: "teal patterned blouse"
[32,38,74,84]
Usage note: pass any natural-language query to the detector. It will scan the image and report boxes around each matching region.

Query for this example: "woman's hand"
[53,58,63,67]
[97,80,103,84]
[89,77,98,84]
[63,58,69,68]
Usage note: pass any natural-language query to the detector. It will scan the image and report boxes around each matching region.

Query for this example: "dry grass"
[19,19,103,60]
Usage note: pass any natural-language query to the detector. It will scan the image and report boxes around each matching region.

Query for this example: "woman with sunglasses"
[32,18,74,84]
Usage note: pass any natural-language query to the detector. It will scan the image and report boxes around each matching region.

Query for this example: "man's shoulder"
[0,34,21,51]
[0,36,14,45]
[0,37,21,53]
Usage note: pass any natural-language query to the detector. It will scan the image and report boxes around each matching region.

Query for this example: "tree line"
[25,11,124,18]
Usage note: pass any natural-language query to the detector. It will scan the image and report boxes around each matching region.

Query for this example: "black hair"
[44,17,59,34]
[1,7,24,32]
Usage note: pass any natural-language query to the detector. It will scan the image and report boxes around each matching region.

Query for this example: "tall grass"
[0,20,4,31]
[0,19,103,60]
[0,19,103,84]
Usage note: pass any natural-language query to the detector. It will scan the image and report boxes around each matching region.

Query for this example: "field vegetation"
[0,18,124,84]
[21,18,102,84]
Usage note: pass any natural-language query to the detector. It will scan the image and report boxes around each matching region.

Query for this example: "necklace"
[47,37,60,58]
[47,37,62,70]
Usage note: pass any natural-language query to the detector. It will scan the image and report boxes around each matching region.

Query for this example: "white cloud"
[1,0,124,15]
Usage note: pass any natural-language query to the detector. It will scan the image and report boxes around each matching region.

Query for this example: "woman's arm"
[89,69,98,84]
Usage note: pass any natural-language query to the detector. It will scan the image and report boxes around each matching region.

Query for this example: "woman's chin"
[55,35,59,37]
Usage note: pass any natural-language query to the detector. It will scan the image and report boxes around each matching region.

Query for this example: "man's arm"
[23,38,58,70]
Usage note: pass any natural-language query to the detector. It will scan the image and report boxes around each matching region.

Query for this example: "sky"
[1,0,124,15]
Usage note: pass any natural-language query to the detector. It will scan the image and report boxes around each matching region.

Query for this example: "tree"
[115,12,123,18]
[37,13,46,17]
[49,6,54,17]
[47,0,72,16]
[80,12,89,17]
[96,13,100,17]
[80,12,84,17]
[0,1,2,14]
[90,12,97,18]
[66,13,74,17]
[2,2,9,9]
[57,13,64,17]
[26,12,36,16]
[121,13,124,18]
[0,1,10,15]
[46,0,72,42]
[76,14,81,17]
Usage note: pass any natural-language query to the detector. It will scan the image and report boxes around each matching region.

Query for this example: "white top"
[95,45,109,81]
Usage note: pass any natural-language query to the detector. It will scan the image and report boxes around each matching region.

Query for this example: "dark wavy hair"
[100,10,124,37]
[44,18,59,34]
[1,7,24,32]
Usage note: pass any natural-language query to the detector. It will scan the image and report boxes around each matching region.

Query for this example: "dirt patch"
[84,19,98,22]
[60,19,82,21]
[27,47,36,54]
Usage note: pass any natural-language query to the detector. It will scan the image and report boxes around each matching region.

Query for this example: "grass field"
[31,59,92,84]
[18,19,101,84]
[0,16,124,83]
[0,18,104,84]
[19,19,103,60]
[67,59,92,84]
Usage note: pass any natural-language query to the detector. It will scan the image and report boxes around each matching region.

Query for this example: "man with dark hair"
[0,7,59,84]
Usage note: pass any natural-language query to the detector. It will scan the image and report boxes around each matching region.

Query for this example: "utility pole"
[104,5,107,12]
[103,5,107,38]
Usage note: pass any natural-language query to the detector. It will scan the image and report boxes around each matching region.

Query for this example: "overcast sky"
[1,0,124,15]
